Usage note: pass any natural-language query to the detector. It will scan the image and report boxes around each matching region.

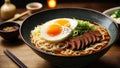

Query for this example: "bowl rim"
[20,8,119,57]
[103,6,120,14]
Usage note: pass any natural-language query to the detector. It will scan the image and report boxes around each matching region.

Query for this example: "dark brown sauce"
[29,5,39,8]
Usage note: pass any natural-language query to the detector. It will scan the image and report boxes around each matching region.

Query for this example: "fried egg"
[41,18,78,42]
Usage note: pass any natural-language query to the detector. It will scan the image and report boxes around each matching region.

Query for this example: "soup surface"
[30,18,110,56]
[2,26,18,32]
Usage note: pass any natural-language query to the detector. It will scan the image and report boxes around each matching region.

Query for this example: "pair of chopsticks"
[4,49,28,68]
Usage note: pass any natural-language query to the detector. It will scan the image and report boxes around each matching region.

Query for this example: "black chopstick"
[4,49,28,68]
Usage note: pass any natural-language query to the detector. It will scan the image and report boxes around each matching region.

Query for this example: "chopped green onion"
[111,9,120,18]
[70,19,97,38]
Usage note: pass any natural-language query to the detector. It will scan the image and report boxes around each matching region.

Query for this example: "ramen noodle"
[30,18,110,56]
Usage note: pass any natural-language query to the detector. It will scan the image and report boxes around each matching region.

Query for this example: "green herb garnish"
[110,9,120,18]
[71,19,96,37]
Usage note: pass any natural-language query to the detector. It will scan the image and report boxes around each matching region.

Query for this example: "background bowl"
[103,7,120,25]
[103,6,120,43]
[0,22,20,41]
[26,2,43,14]
[20,8,119,68]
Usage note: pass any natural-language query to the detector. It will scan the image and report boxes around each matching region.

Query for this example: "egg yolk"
[55,19,70,27]
[46,24,62,37]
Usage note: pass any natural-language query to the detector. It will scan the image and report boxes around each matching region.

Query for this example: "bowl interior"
[0,22,20,32]
[20,8,119,55]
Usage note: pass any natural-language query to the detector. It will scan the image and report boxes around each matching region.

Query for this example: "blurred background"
[0,0,120,8]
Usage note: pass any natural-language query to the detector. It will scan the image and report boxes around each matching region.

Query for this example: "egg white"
[40,18,78,42]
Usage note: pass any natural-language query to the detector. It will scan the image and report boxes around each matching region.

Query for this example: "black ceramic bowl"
[20,8,119,68]
[0,22,20,40]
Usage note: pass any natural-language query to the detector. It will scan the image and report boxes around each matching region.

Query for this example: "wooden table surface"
[0,2,120,68]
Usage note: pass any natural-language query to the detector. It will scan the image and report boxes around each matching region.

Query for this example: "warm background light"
[47,0,57,8]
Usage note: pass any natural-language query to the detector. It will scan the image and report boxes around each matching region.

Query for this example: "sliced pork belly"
[65,30,102,50]
[83,33,93,44]
[72,38,81,50]
[89,30,102,42]
[65,41,75,50]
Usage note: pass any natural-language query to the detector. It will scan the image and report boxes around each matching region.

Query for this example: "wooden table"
[0,2,120,68]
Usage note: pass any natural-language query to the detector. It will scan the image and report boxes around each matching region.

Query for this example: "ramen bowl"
[20,8,119,68]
